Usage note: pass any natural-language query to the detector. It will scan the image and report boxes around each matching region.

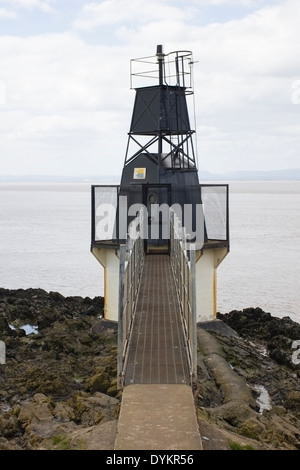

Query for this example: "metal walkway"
[123,254,190,386]
[114,254,202,450]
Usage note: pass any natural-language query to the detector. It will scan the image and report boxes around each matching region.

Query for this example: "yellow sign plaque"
[133,168,146,179]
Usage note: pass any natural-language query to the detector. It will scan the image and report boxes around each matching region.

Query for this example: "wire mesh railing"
[117,209,145,388]
[170,210,197,383]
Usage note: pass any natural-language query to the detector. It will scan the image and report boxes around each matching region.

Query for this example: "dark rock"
[0,288,118,449]
[198,310,300,449]
[1,287,300,450]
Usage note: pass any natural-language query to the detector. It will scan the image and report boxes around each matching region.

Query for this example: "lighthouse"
[91,45,229,322]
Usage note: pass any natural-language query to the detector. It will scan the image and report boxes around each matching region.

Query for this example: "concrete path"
[114,384,203,450]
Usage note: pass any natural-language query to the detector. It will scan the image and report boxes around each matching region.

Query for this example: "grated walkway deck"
[123,254,190,386]
[115,254,202,450]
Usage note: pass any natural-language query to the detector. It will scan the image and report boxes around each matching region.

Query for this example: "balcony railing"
[91,184,229,249]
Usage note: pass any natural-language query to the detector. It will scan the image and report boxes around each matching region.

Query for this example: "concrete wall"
[91,247,120,322]
[92,245,229,324]
[195,247,229,323]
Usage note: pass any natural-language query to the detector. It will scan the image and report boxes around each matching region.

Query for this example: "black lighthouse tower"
[91,45,229,322]
[119,45,202,253]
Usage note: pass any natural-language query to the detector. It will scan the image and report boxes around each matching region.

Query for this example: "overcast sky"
[0,0,300,178]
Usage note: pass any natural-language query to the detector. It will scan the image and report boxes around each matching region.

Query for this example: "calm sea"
[0,181,299,323]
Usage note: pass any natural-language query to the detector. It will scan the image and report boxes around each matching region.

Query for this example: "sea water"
[0,181,299,323]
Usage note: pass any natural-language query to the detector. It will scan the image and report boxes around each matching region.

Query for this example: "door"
[143,184,171,254]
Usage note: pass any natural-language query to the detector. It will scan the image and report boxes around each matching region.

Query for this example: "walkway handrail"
[117,209,145,388]
[170,210,197,383]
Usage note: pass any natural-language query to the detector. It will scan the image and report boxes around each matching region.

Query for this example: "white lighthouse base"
[91,245,228,324]
[91,247,120,322]
[195,246,229,323]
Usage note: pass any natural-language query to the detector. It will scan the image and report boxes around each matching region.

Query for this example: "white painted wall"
[91,247,120,321]
[195,247,229,322]
[92,245,229,324]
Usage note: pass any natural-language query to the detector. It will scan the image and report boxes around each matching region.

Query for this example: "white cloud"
[194,0,260,5]
[2,0,53,12]
[0,33,129,110]
[73,0,196,31]
[187,0,281,7]
[0,7,16,18]
[1,0,300,176]
[0,30,132,175]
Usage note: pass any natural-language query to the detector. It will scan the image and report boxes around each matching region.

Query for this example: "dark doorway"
[143,184,171,254]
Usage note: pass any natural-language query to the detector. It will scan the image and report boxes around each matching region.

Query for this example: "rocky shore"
[0,287,299,451]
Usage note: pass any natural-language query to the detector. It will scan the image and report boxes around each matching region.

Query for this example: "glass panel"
[201,185,228,241]
[93,186,118,242]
